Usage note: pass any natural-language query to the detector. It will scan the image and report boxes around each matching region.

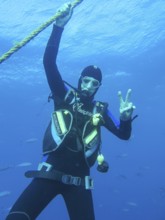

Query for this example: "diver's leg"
[6,178,59,220]
[63,185,95,220]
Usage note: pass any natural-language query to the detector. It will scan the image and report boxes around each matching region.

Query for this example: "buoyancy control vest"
[43,89,108,167]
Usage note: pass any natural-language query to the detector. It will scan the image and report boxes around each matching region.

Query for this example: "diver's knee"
[6,211,31,220]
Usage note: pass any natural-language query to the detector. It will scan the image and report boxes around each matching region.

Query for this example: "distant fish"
[117,174,127,180]
[16,162,32,167]
[143,166,150,170]
[138,165,151,171]
[98,203,103,208]
[0,166,13,172]
[136,172,143,177]
[122,208,130,212]
[25,138,38,144]
[115,71,130,77]
[0,191,11,197]
[116,153,128,159]
[113,189,120,194]
[160,187,165,192]
[127,202,137,207]
[159,187,165,198]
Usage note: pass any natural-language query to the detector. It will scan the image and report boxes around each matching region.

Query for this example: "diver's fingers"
[125,89,132,103]
[118,91,124,105]
[58,2,72,15]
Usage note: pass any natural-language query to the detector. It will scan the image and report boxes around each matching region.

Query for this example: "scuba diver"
[6,3,136,220]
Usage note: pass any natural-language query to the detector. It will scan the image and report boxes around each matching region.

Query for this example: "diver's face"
[80,76,101,97]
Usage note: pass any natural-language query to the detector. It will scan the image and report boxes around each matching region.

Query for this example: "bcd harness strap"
[25,162,93,190]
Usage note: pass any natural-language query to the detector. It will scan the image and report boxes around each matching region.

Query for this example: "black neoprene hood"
[78,65,102,90]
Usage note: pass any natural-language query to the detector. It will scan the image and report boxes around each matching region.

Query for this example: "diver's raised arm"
[43,3,74,99]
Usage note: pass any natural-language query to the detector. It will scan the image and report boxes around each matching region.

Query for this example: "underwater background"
[0,0,165,219]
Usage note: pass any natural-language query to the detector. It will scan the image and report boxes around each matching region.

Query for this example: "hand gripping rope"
[0,0,83,64]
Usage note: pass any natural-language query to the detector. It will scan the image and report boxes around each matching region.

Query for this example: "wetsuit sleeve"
[103,108,132,140]
[43,24,67,100]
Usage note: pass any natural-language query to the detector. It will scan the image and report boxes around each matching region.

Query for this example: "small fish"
[160,187,165,192]
[16,162,32,167]
[116,153,128,159]
[25,138,38,143]
[115,71,130,77]
[0,191,11,197]
[117,174,127,180]
[136,172,143,177]
[127,202,137,207]
[122,208,130,212]
[113,189,120,194]
[159,187,165,198]
[0,166,13,172]
[98,203,103,208]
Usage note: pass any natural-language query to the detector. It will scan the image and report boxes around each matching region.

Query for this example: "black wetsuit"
[6,25,132,220]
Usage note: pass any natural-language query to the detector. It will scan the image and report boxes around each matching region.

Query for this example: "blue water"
[0,0,165,219]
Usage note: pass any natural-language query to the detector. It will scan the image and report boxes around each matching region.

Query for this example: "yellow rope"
[0,0,83,64]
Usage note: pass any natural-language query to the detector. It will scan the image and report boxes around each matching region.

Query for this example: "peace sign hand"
[118,89,136,121]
